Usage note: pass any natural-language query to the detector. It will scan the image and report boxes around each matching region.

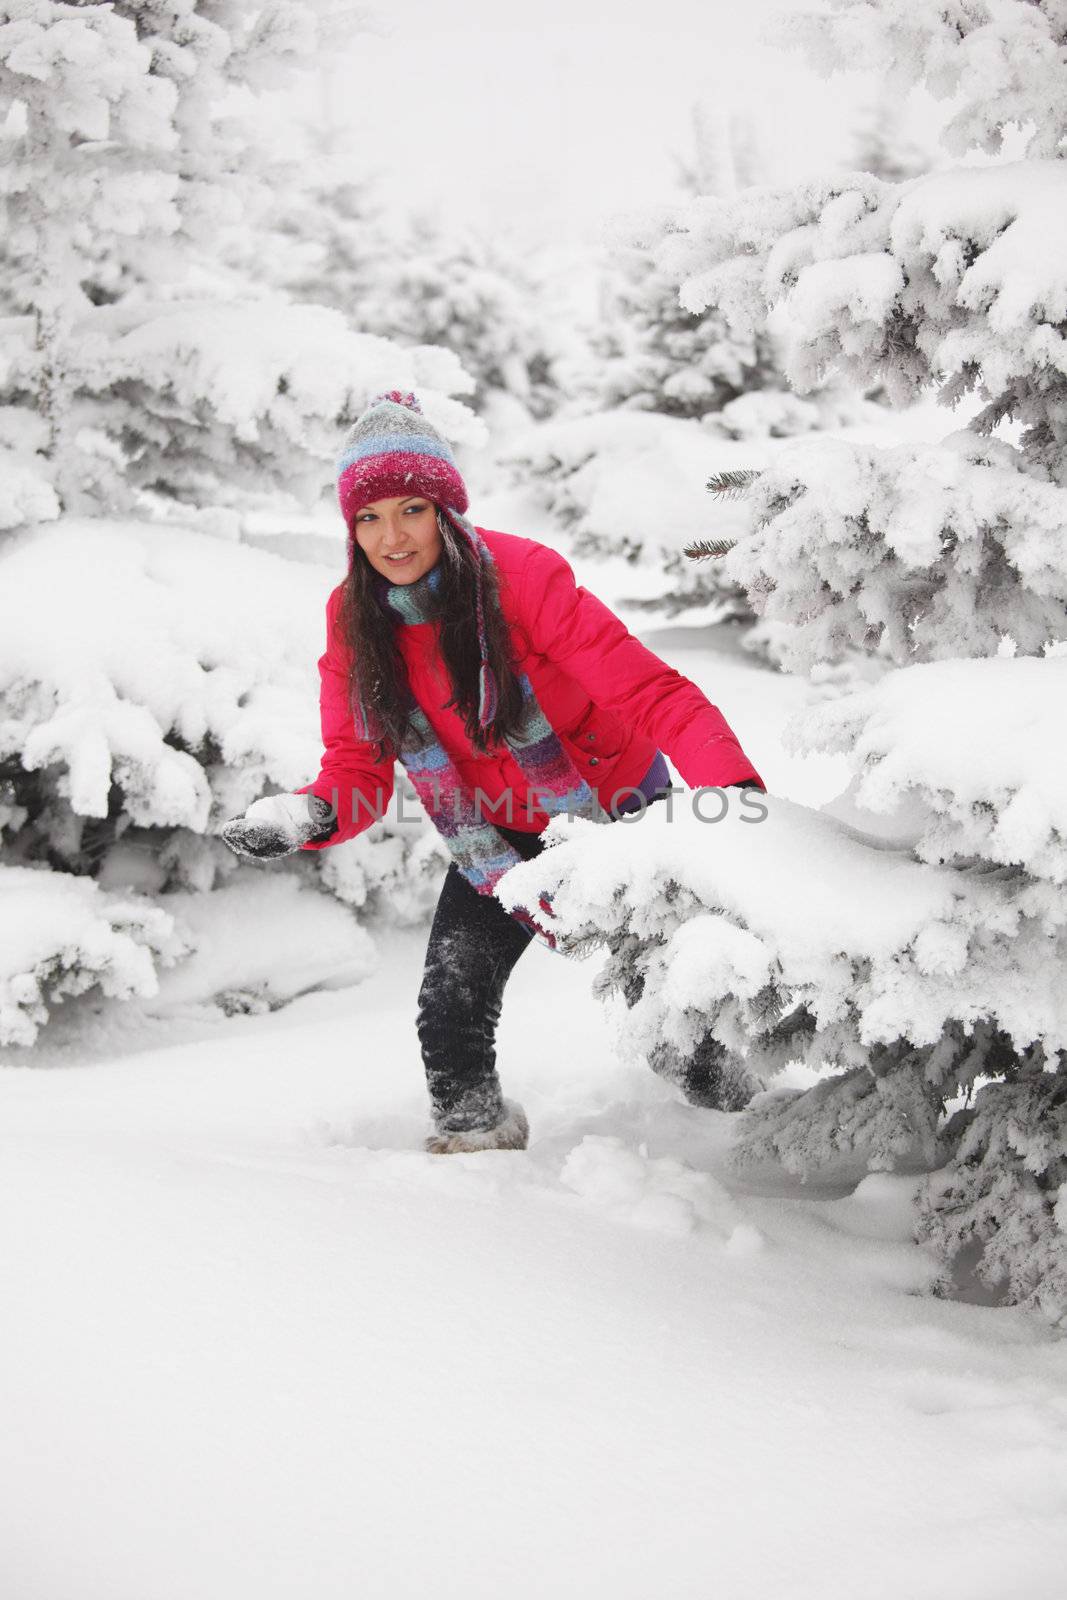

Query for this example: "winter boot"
[425,1099,530,1155]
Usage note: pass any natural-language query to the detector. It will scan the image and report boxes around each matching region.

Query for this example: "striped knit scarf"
[357,514,604,947]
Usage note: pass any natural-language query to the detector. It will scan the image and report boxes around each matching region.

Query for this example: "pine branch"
[684,537,737,561]
[706,468,759,499]
[690,467,760,558]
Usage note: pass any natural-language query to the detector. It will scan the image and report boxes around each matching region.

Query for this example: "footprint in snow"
[559,1134,764,1252]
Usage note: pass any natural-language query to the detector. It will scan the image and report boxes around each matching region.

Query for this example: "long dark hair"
[339,507,527,756]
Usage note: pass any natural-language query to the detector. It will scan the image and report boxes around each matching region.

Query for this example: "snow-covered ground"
[8,0,1067,1588]
[4,925,1067,1600]
[3,593,1066,1599]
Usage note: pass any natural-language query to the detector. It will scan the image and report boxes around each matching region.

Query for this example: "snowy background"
[2,1,1067,1595]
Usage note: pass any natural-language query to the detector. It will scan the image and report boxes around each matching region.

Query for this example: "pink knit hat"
[336,390,468,530]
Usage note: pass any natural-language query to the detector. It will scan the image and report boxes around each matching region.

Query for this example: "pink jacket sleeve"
[295,585,396,849]
[520,541,765,791]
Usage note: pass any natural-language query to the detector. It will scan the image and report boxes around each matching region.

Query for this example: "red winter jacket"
[297,528,764,848]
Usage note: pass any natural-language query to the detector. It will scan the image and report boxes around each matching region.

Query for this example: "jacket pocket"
[563,702,626,764]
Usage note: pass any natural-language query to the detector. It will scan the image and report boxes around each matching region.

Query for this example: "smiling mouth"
[385,552,416,562]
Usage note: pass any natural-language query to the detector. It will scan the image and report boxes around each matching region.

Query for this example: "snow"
[786,249,904,338]
[5,509,1063,1589]
[716,432,1067,670]
[496,405,879,622]
[787,0,1067,161]
[502,798,973,982]
[0,517,332,826]
[4,0,1067,1582]
[500,408,762,576]
[0,863,186,1046]
[893,161,1067,392]
[559,1131,758,1239]
[664,158,1067,478]
[497,792,1067,1105]
[794,654,1067,884]
[151,876,377,1012]
[0,442,60,529]
[0,866,375,1046]
[3,931,1066,1600]
[74,299,480,520]
[72,296,482,486]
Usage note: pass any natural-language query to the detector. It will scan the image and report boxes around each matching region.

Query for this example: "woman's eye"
[405,503,427,514]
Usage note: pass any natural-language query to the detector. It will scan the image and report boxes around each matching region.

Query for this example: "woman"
[223,391,765,1154]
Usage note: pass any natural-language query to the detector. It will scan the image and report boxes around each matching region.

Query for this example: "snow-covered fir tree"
[848,91,932,184]
[501,0,1067,1321]
[336,211,563,422]
[242,106,564,422]
[506,106,879,624]
[259,151,384,318]
[0,1,475,1042]
[579,111,783,427]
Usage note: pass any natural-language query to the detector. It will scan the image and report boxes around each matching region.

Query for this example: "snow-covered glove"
[220,792,337,860]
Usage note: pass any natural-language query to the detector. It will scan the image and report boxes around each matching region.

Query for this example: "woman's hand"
[221,792,336,860]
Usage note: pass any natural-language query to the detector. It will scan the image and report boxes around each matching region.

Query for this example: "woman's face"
[352,495,443,583]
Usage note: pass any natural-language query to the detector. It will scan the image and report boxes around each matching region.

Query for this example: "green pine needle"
[706,468,759,499]
[684,537,737,561]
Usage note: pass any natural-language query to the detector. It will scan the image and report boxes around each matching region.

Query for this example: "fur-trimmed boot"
[425,1099,530,1155]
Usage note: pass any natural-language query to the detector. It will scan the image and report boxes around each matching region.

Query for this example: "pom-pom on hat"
[336,390,469,532]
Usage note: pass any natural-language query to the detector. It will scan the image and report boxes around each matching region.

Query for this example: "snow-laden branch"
[0,298,481,515]
[498,796,1067,1316]
[0,863,187,1047]
[662,162,1067,480]
[785,0,1067,161]
[713,434,1067,670]
[497,800,1067,1081]
[0,518,329,830]
[793,653,1067,887]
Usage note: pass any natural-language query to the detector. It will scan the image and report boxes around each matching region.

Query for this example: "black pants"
[415,792,744,1133]
[416,823,545,1133]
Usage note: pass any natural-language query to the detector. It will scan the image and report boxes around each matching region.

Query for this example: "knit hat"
[339,390,498,735]
[336,390,468,532]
